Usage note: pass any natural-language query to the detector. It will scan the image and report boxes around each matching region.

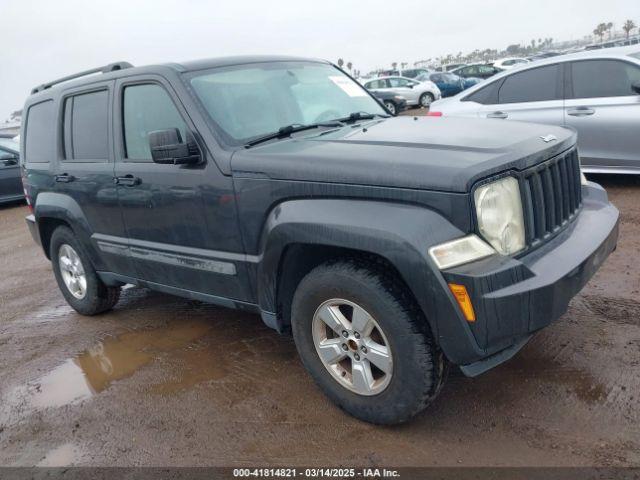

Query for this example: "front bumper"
[440,182,619,374]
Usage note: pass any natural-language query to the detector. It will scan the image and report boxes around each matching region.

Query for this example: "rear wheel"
[383,100,397,115]
[419,92,434,108]
[291,259,447,424]
[50,226,120,315]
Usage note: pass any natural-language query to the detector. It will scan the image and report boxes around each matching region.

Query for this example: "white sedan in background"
[363,76,441,107]
[493,58,530,69]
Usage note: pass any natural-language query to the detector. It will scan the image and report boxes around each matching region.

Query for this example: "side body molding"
[254,199,483,362]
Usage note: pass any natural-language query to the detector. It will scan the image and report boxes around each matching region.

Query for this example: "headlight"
[429,235,495,270]
[474,176,525,255]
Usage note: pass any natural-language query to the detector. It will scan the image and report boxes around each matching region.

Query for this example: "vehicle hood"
[231,116,576,193]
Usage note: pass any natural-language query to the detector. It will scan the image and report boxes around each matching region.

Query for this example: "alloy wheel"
[312,298,393,395]
[58,244,87,299]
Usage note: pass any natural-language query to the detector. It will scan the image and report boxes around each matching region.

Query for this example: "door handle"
[487,111,508,119]
[114,175,141,187]
[567,107,595,116]
[55,173,75,183]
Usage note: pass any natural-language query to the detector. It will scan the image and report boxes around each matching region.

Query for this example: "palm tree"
[391,62,398,70]
[606,22,614,39]
[337,58,344,68]
[346,61,353,71]
[593,23,607,42]
[623,19,636,39]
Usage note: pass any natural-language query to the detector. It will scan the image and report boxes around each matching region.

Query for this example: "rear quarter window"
[462,80,501,104]
[24,100,55,163]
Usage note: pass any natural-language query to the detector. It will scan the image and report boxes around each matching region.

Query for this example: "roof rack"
[30,61,133,94]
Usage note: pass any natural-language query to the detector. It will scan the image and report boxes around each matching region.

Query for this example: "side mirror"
[632,82,640,95]
[148,129,201,165]
[0,153,18,166]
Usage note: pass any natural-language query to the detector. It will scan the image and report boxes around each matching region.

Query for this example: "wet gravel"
[0,174,639,467]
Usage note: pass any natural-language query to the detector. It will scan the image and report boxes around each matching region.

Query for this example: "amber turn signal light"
[448,283,476,322]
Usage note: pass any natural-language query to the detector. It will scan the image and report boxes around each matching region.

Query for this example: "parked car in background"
[416,72,475,98]
[378,68,431,79]
[364,76,441,107]
[430,46,640,174]
[527,51,561,61]
[450,63,503,79]
[444,63,466,72]
[0,135,22,204]
[372,90,407,115]
[493,58,529,69]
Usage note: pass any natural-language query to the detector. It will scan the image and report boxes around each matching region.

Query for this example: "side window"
[388,78,408,87]
[63,90,109,161]
[123,84,187,161]
[570,60,640,98]
[478,65,496,75]
[497,64,560,104]
[24,100,55,163]
[462,80,501,104]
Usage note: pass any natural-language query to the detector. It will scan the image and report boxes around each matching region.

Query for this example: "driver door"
[112,75,252,301]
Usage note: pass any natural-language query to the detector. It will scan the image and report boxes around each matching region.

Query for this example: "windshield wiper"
[333,111,389,123]
[245,122,342,148]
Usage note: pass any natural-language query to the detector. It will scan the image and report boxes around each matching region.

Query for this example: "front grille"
[521,148,582,245]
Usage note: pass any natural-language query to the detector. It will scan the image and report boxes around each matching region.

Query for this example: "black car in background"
[372,90,407,115]
[451,63,503,79]
[0,134,22,204]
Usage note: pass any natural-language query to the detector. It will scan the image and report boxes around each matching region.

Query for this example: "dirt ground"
[0,174,639,468]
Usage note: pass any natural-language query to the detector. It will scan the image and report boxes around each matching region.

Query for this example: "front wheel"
[419,92,435,108]
[383,100,397,115]
[291,260,447,424]
[50,226,120,315]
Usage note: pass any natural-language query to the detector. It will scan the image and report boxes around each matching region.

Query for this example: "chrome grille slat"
[521,148,582,246]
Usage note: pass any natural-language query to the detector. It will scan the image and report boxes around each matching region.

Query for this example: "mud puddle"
[1,313,295,424]
[1,320,214,419]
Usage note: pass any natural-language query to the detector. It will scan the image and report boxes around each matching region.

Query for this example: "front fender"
[256,199,484,362]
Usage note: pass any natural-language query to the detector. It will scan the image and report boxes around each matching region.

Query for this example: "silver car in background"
[430,46,640,174]
[363,76,441,108]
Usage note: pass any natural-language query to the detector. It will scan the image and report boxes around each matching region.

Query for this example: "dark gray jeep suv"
[21,56,619,424]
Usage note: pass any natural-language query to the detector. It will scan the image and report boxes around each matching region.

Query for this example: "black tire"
[419,92,434,108]
[291,259,447,424]
[383,100,397,115]
[50,226,120,315]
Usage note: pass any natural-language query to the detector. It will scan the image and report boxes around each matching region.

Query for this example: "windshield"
[189,62,385,146]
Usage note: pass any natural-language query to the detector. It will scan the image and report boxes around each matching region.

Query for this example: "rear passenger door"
[564,59,640,170]
[478,64,564,126]
[58,82,135,277]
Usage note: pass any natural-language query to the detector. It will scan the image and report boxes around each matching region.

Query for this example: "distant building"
[0,110,21,136]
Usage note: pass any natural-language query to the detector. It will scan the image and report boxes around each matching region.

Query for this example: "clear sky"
[1,0,639,119]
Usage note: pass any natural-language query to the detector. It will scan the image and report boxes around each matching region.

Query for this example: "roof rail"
[30,61,133,94]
